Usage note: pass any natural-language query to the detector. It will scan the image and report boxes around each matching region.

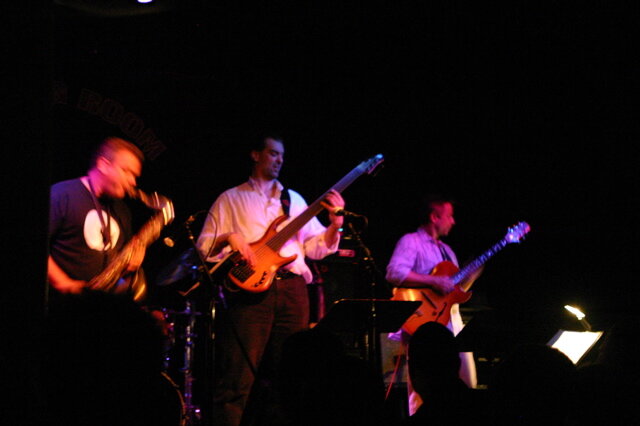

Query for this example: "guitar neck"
[452,238,509,286]
[266,165,365,252]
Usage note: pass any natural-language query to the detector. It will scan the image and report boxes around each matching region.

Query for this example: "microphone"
[333,207,364,218]
[163,214,198,247]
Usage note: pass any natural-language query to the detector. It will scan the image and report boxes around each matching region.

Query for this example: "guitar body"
[391,261,473,335]
[224,215,298,293]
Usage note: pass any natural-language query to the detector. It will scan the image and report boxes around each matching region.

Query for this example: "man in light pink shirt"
[386,196,477,416]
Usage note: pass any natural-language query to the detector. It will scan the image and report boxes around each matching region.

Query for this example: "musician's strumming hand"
[400,271,456,294]
[57,278,86,294]
[429,276,456,295]
[47,256,86,294]
[228,232,257,268]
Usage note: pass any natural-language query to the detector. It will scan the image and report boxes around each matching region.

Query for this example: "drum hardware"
[160,371,187,426]
[155,211,227,424]
[163,300,203,425]
[181,300,201,425]
[146,308,175,372]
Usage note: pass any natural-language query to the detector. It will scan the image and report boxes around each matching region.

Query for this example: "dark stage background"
[3,0,639,422]
[7,0,640,389]
[49,1,639,330]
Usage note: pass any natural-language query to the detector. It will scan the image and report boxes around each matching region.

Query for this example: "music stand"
[547,329,603,365]
[316,299,421,373]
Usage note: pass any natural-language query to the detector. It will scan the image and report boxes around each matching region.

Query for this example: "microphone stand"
[178,217,226,426]
[346,220,384,375]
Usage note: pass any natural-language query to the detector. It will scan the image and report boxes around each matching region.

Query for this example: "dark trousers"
[212,276,309,426]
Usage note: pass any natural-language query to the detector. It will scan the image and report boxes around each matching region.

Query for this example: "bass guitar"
[212,154,384,293]
[391,221,530,335]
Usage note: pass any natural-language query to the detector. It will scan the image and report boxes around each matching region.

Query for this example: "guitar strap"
[87,178,114,269]
[438,243,452,262]
[280,187,291,217]
[87,178,112,249]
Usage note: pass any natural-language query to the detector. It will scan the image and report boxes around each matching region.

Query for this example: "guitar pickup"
[231,265,254,282]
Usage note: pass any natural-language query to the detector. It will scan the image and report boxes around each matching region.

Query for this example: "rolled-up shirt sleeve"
[285,190,340,261]
[196,191,236,262]
[300,218,339,260]
[385,233,417,286]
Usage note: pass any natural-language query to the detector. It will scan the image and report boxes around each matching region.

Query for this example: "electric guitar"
[212,154,384,293]
[391,221,530,335]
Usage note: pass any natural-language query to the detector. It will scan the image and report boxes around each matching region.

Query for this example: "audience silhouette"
[276,328,392,426]
[488,343,575,426]
[39,290,182,426]
[36,290,640,426]
[402,321,489,426]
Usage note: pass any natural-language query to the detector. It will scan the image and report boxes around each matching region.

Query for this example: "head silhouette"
[408,321,461,398]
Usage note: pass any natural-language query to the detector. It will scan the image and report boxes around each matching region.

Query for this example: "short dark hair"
[248,133,284,173]
[420,194,455,224]
[90,136,144,169]
[249,132,284,153]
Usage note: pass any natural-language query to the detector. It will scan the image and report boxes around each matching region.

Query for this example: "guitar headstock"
[358,154,385,175]
[505,221,530,243]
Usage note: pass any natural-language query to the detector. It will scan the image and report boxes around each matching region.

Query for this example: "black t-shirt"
[49,178,133,282]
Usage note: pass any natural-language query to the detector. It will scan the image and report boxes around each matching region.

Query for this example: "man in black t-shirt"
[47,137,145,295]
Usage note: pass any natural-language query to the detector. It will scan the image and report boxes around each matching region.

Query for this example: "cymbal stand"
[180,299,201,425]
[182,214,225,426]
[347,221,385,374]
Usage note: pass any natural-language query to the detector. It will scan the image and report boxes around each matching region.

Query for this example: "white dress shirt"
[197,177,340,284]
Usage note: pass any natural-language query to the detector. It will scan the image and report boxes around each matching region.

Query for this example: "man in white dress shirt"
[196,134,345,426]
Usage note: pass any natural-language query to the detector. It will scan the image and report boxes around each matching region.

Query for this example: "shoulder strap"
[280,188,291,217]
[87,178,112,249]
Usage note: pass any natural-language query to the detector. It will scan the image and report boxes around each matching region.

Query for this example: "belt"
[275,269,300,280]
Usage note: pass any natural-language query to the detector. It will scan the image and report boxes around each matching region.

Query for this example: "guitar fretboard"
[266,160,375,251]
[452,239,509,286]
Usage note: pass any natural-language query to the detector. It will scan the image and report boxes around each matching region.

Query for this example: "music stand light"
[547,304,602,364]
[564,305,592,331]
